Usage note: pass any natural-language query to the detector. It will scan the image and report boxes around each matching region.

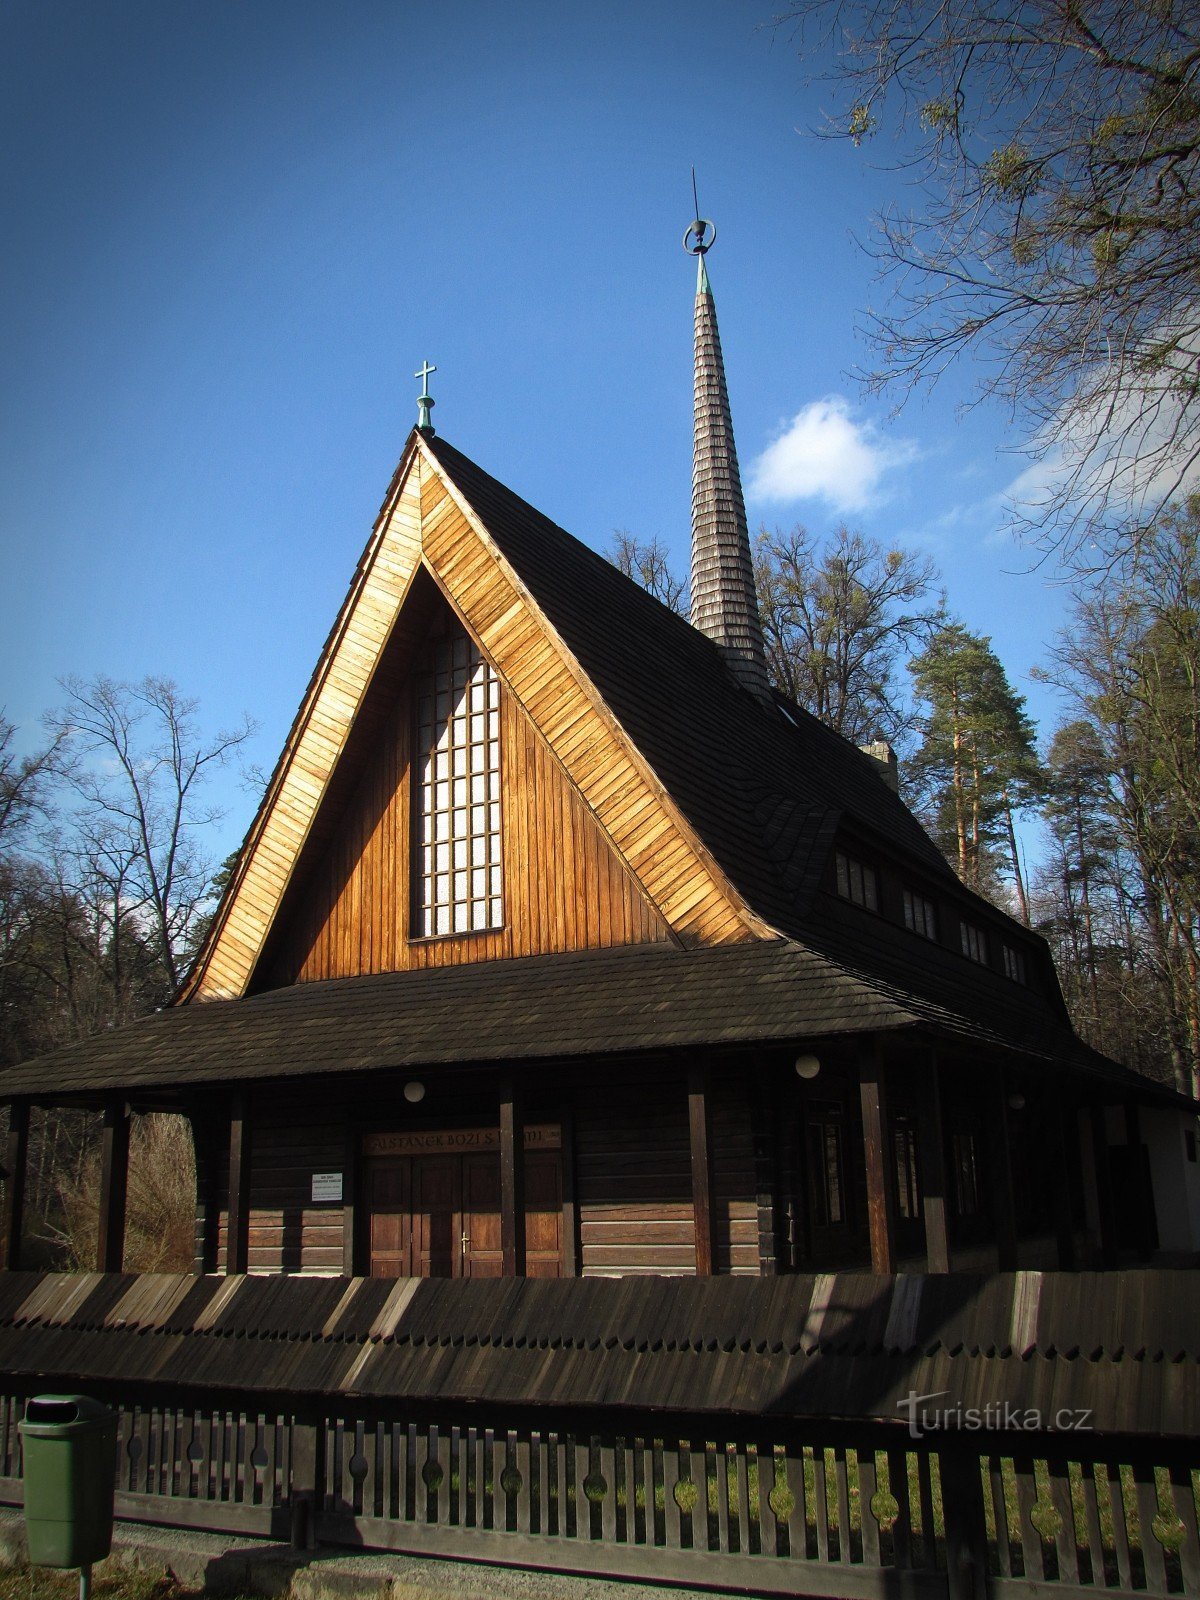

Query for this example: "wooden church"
[0,218,1190,1286]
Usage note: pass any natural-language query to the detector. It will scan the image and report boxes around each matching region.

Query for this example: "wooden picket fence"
[0,1389,1196,1597]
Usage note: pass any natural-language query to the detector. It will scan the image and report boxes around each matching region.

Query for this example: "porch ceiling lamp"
[794,1053,821,1080]
[1008,1092,1026,1111]
[404,1080,426,1103]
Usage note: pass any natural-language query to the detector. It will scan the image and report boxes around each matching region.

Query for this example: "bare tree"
[755,524,944,745]
[782,0,1200,560]
[45,676,255,993]
[0,715,68,843]
[607,532,689,614]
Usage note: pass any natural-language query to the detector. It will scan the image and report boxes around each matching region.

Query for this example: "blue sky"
[1,0,1073,867]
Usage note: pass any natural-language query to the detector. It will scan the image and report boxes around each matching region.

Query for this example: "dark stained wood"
[97,1097,130,1273]
[0,1104,28,1271]
[343,1124,359,1276]
[574,1080,693,1275]
[750,1080,779,1276]
[227,1091,251,1276]
[857,1042,896,1275]
[1090,1102,1119,1268]
[919,1054,951,1274]
[558,1100,579,1278]
[988,1070,1019,1272]
[688,1064,715,1277]
[1052,1091,1077,1270]
[500,1079,525,1277]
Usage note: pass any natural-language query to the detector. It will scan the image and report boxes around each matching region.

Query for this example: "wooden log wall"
[573,1069,759,1276]
[268,615,670,985]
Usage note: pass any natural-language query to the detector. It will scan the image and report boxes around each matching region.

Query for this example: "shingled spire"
[686,210,771,703]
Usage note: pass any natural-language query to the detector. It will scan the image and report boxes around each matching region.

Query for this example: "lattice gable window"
[413,631,503,938]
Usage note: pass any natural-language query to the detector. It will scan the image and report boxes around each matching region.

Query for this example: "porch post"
[96,1097,130,1273]
[688,1063,715,1277]
[499,1076,525,1277]
[858,1039,897,1274]
[226,1089,251,1275]
[920,1054,951,1273]
[987,1069,1019,1271]
[1089,1102,1119,1268]
[0,1103,29,1271]
[1051,1088,1077,1270]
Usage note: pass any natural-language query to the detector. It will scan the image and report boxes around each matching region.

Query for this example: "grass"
[0,1569,200,1600]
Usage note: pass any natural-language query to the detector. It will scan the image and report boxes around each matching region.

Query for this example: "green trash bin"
[18,1395,117,1568]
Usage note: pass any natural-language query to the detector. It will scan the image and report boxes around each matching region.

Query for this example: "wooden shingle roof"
[0,1269,1194,1437]
[0,939,1154,1100]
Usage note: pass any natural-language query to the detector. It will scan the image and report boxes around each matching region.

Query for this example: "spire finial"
[686,197,771,702]
[683,168,716,293]
[415,359,437,435]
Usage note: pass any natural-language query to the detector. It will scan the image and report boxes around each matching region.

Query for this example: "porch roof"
[0,939,1156,1102]
[0,1268,1194,1438]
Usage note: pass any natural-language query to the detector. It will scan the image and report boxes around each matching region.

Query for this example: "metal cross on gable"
[415,360,437,435]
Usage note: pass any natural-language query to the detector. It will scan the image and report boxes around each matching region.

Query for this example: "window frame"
[834,848,879,913]
[902,886,938,942]
[960,919,988,965]
[411,631,504,941]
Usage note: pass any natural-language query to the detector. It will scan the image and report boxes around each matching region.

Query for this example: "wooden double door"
[366,1149,563,1278]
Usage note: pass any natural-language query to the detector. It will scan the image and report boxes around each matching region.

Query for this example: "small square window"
[960,921,988,964]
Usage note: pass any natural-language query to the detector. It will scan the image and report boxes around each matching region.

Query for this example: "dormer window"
[414,633,502,938]
[903,888,938,941]
[835,850,878,912]
[960,920,988,965]
[1001,943,1027,984]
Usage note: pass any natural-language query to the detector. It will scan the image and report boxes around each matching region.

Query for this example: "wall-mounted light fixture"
[404,1081,426,1104]
[1008,1092,1026,1112]
[795,1054,821,1081]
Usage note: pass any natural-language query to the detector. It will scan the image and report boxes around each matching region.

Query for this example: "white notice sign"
[311,1172,343,1203]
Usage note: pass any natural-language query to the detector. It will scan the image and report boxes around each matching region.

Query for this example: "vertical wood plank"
[920,1056,951,1273]
[97,1098,131,1273]
[859,1448,882,1568]
[499,1078,525,1277]
[858,1043,896,1274]
[1090,1103,1120,1269]
[342,1124,359,1275]
[988,1069,1019,1271]
[1107,1460,1134,1593]
[1134,1462,1168,1594]
[1170,1458,1200,1593]
[757,1442,780,1557]
[813,1446,831,1563]
[0,1103,29,1271]
[559,1099,579,1278]
[688,1065,715,1277]
[599,1437,617,1545]
[1052,1094,1078,1270]
[226,1090,251,1277]
[1048,1456,1080,1585]
[785,1444,808,1561]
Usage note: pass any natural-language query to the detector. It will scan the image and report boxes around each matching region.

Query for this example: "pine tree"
[908,624,1043,908]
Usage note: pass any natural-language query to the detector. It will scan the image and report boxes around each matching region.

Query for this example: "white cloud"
[746,397,918,513]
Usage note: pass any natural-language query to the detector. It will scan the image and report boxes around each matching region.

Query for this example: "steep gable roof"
[184,435,776,1001]
[424,433,953,933]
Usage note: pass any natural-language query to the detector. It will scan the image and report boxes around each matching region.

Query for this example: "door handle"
[460,1232,470,1254]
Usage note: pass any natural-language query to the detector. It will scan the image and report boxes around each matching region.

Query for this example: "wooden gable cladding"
[185,443,426,1001]
[185,433,763,1003]
[418,457,761,949]
[259,591,671,982]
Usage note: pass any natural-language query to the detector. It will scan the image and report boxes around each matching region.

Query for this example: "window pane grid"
[903,887,938,941]
[415,636,502,937]
[960,920,987,964]
[1002,943,1027,983]
[835,849,878,912]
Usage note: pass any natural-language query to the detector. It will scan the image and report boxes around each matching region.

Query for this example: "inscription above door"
[363,1124,560,1158]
